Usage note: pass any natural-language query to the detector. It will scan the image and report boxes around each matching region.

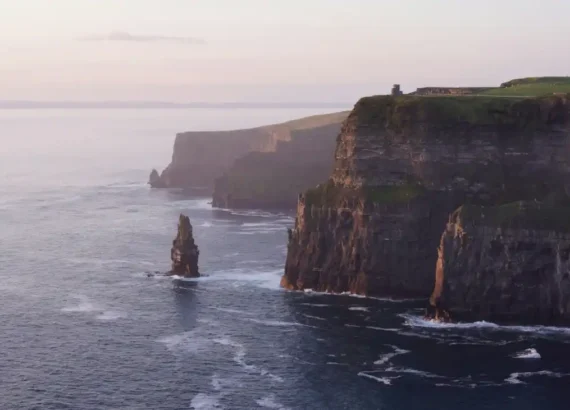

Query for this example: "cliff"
[283,94,570,299]
[430,202,570,324]
[211,121,345,209]
[150,111,348,191]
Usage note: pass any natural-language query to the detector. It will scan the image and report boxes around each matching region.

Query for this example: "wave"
[302,289,421,303]
[401,313,570,337]
[302,314,327,321]
[373,345,410,366]
[349,307,369,312]
[513,348,541,359]
[213,337,283,382]
[256,395,291,410]
[358,372,398,385]
[61,295,101,313]
[245,318,316,328]
[505,370,570,385]
[96,311,127,321]
[200,221,212,227]
[190,393,223,409]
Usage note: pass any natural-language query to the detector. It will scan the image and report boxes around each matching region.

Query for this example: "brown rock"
[170,214,200,277]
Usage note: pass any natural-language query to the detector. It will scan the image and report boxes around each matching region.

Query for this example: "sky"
[1,0,569,103]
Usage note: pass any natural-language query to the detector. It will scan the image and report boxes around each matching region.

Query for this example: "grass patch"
[477,77,570,97]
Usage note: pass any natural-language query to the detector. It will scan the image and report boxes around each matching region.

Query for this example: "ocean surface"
[1,108,570,410]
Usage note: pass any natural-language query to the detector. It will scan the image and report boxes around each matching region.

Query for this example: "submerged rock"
[170,214,200,277]
[148,168,166,188]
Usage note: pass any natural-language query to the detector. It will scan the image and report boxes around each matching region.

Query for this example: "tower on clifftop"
[391,84,403,96]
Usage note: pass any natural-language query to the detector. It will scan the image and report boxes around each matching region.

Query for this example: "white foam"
[303,289,420,302]
[401,313,570,337]
[505,370,570,385]
[246,318,313,328]
[385,366,443,379]
[96,311,127,321]
[327,362,348,366]
[373,345,410,365]
[190,393,223,409]
[513,348,541,359]
[302,314,327,321]
[300,303,332,307]
[358,372,398,385]
[256,395,290,410]
[158,329,212,355]
[61,295,102,313]
[200,222,212,228]
[349,307,370,312]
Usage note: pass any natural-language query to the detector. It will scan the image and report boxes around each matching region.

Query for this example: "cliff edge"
[150,111,348,191]
[283,94,570,299]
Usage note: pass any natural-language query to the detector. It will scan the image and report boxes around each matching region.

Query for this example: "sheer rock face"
[429,203,570,324]
[211,122,344,210]
[170,214,199,277]
[283,94,570,299]
[151,112,349,192]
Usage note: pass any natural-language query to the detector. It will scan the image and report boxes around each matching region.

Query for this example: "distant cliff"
[150,112,349,191]
[283,93,570,310]
[211,121,346,209]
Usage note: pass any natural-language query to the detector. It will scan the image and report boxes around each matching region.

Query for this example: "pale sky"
[1,0,569,102]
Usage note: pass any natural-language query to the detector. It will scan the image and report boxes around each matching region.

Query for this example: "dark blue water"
[1,109,570,410]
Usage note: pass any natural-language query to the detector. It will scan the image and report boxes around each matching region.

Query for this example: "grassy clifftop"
[478,77,570,97]
[350,93,569,133]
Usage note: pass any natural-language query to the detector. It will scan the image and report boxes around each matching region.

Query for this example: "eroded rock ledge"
[283,94,570,301]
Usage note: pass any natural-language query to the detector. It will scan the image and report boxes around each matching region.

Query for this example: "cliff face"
[283,94,570,298]
[152,112,348,191]
[211,122,344,209]
[430,203,570,324]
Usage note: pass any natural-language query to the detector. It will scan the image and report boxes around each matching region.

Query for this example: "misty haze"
[1,1,570,410]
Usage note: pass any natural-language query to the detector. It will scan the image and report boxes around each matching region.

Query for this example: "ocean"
[1,108,570,410]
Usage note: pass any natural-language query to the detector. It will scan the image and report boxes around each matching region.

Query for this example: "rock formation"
[170,214,199,277]
[211,121,346,209]
[150,111,349,194]
[283,93,570,304]
[148,169,166,188]
[429,202,570,324]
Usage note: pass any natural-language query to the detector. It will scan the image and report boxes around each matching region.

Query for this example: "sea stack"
[148,169,166,188]
[170,214,200,277]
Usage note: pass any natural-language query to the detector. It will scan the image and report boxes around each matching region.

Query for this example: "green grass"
[477,77,570,97]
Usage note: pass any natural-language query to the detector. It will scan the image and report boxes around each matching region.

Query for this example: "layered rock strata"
[212,122,343,209]
[150,112,348,192]
[283,94,570,299]
[429,202,570,324]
